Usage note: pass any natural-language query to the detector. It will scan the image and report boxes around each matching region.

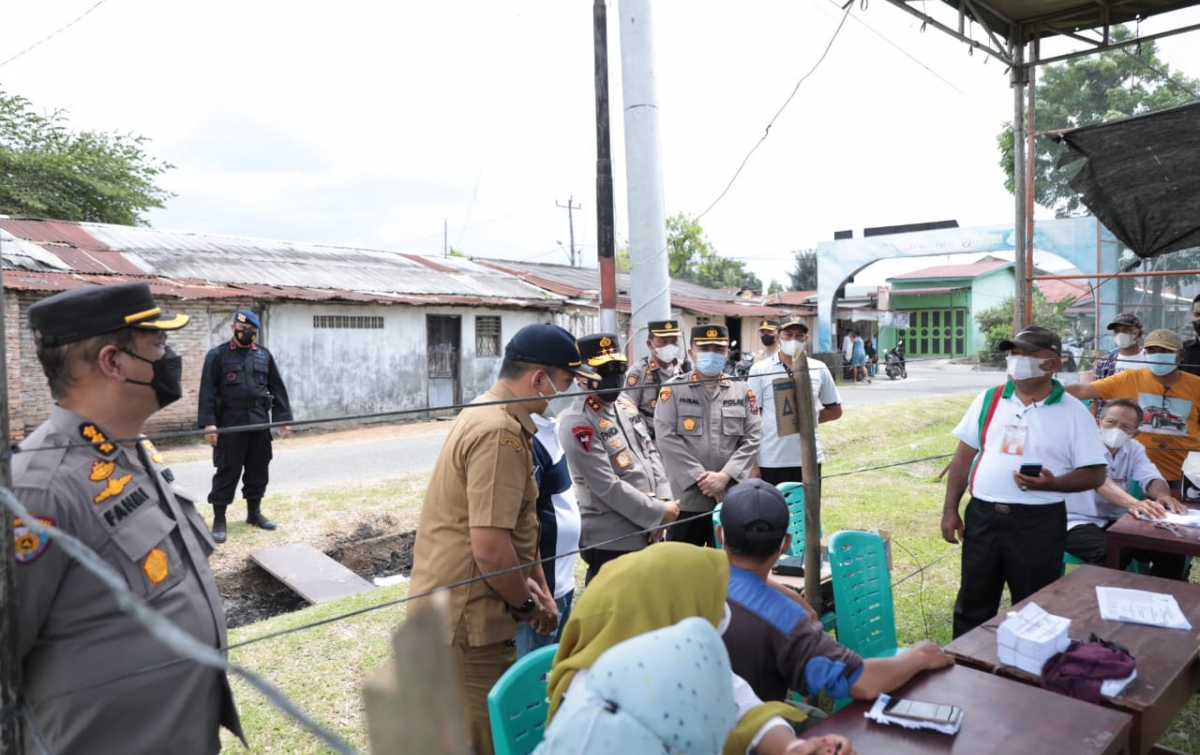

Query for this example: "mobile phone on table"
[883,697,963,726]
[1018,462,1043,477]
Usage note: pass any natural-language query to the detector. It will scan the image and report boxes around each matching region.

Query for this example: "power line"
[0,0,113,69]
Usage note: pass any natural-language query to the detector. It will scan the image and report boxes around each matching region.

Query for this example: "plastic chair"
[487,644,558,755]
[777,482,821,559]
[712,503,723,550]
[827,530,900,660]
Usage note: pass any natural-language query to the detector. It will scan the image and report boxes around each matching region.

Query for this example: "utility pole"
[556,197,581,267]
[1,232,23,753]
[443,219,448,258]
[593,0,618,333]
[1012,40,1031,332]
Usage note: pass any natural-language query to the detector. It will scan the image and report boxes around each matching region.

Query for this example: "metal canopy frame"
[878,0,1200,329]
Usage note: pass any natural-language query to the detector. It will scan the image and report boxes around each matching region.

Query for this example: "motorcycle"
[884,340,907,380]
[1062,337,1085,373]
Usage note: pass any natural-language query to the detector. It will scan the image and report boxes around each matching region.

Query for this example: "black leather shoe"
[246,500,277,531]
[211,520,227,544]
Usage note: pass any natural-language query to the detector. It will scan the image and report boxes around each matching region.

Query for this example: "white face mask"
[1006,354,1051,380]
[654,344,680,364]
[779,339,801,357]
[1099,427,1133,450]
[1113,332,1138,349]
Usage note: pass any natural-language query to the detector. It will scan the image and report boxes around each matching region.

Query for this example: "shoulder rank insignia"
[14,516,54,563]
[141,438,165,465]
[585,396,603,413]
[690,373,700,382]
[572,425,594,452]
[747,389,758,415]
[598,418,612,429]
[499,437,524,453]
[626,373,639,387]
[615,450,632,469]
[658,387,672,403]
[143,548,170,584]
[79,423,116,455]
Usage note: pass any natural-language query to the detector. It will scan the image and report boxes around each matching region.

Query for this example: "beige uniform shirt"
[409,382,540,647]
[13,406,241,755]
[625,355,683,422]
[653,372,762,512]
[558,394,672,551]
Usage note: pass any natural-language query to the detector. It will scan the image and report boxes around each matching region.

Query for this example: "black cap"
[778,314,808,333]
[1107,312,1142,331]
[998,326,1061,356]
[28,282,191,347]
[648,320,682,337]
[720,480,789,549]
[691,324,729,345]
[757,319,778,332]
[578,332,628,369]
[505,323,599,380]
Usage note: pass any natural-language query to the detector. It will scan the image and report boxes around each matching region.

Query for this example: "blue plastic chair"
[828,530,899,660]
[487,644,558,755]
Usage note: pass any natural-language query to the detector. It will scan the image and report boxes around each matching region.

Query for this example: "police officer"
[197,309,293,543]
[625,319,689,433]
[13,282,242,754]
[558,333,680,584]
[753,319,779,362]
[654,324,762,547]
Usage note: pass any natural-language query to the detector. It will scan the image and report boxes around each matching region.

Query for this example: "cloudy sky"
[3,1,1199,288]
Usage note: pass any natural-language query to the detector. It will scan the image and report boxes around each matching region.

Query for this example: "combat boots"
[246,499,277,531]
[211,505,227,544]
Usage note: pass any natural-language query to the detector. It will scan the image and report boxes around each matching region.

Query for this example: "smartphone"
[883,697,963,726]
[1018,462,1043,477]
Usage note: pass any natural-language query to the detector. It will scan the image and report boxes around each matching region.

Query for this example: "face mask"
[1006,354,1050,381]
[760,334,776,347]
[545,381,581,415]
[1113,332,1138,349]
[234,329,258,346]
[1146,352,1178,376]
[1100,427,1133,450]
[593,372,625,403]
[695,351,725,377]
[122,345,184,409]
[654,344,680,364]
[1193,319,1200,337]
[779,339,801,357]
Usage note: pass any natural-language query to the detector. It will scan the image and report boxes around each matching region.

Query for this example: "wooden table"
[1105,512,1200,569]
[945,565,1200,755]
[803,664,1132,754]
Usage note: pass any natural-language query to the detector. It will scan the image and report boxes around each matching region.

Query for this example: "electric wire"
[0,0,113,69]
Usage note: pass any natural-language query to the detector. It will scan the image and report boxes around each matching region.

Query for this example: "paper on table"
[864,694,963,735]
[1138,511,1200,528]
[1100,668,1137,698]
[996,602,1071,675]
[1096,586,1193,630]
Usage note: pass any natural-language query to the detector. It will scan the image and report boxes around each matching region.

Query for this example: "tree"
[0,89,174,225]
[997,25,1200,218]
[975,290,1074,366]
[615,213,762,291]
[790,249,817,290]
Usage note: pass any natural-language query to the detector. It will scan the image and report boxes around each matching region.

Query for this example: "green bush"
[975,291,1075,366]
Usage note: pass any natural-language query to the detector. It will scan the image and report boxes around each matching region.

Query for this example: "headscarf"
[536,617,737,755]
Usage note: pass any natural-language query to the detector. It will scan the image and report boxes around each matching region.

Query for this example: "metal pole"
[618,0,672,360]
[593,0,618,334]
[1012,40,1030,332]
[1024,44,1037,327]
[0,235,23,752]
[793,352,823,616]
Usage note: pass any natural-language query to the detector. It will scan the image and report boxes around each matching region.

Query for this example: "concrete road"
[170,359,1010,497]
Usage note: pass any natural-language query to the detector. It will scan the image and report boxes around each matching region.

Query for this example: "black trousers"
[668,511,716,548]
[759,465,822,487]
[581,548,632,585]
[952,498,1066,638]
[209,428,273,506]
[1064,522,1188,580]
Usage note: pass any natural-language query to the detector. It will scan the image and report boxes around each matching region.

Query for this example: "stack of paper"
[1096,586,1193,630]
[1100,668,1138,698]
[996,602,1071,675]
[864,694,963,735]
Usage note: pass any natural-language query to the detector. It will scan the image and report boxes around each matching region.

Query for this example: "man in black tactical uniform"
[198,309,293,543]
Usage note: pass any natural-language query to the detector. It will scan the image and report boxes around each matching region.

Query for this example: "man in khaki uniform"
[625,319,688,434]
[655,324,762,547]
[558,333,680,584]
[753,318,780,362]
[13,282,242,754]
[408,323,597,755]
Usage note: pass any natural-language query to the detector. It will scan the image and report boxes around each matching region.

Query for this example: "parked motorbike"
[1062,337,1085,372]
[884,340,907,380]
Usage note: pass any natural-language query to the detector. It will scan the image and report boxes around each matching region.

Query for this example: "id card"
[999,424,1027,455]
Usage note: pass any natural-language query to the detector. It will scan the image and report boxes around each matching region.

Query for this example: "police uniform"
[625,319,687,431]
[197,309,293,539]
[407,323,596,755]
[558,333,673,584]
[654,324,762,547]
[753,318,779,362]
[13,282,241,755]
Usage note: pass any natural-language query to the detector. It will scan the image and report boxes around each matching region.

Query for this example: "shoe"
[246,500,277,531]
[211,506,227,544]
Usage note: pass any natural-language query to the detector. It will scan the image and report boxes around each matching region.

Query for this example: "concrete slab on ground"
[250,542,374,604]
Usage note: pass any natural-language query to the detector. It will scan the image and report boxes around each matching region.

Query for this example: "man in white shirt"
[748,315,842,485]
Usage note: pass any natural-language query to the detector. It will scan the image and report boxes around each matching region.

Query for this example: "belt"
[973,498,1063,516]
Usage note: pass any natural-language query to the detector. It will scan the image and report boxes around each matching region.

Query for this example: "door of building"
[904,309,968,357]
[426,315,461,415]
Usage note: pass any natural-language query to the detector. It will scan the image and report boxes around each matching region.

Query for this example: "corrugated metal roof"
[0,218,113,250]
[890,286,970,296]
[890,260,1012,280]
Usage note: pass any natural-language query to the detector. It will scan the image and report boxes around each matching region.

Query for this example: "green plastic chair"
[777,482,821,558]
[487,644,558,755]
[713,503,724,550]
[828,530,900,660]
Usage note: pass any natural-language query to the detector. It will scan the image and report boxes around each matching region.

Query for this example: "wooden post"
[792,352,823,615]
[363,591,471,755]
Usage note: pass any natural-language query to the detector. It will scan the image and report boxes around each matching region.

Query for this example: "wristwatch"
[512,596,537,614]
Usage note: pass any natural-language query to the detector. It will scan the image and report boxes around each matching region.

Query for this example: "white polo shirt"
[748,353,841,467]
[1066,436,1165,529]
[953,380,1107,505]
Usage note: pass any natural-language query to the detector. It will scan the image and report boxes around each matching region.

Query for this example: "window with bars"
[476,316,502,357]
[313,315,384,329]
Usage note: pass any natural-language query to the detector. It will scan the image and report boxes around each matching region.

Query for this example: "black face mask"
[591,372,626,403]
[234,329,258,346]
[760,334,777,347]
[122,345,184,409]
[1193,319,1200,337]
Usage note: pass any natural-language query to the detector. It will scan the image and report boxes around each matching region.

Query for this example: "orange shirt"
[1091,368,1200,480]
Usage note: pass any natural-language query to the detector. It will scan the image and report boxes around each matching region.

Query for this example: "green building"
[883,259,1015,359]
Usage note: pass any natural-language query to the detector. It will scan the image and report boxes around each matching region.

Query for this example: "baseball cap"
[778,314,808,333]
[1106,312,1142,331]
[28,282,190,347]
[720,479,789,549]
[1143,328,1183,352]
[234,309,261,328]
[998,326,1061,356]
[505,323,600,379]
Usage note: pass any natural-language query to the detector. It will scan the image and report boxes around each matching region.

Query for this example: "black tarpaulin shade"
[1054,101,1200,260]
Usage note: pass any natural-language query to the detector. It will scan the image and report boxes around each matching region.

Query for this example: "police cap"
[506,323,600,379]
[29,282,191,347]
[778,314,808,333]
[578,332,628,369]
[648,320,682,337]
[757,319,778,332]
[691,324,729,345]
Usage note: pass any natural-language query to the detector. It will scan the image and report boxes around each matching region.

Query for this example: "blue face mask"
[1146,352,1178,376]
[695,351,725,377]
